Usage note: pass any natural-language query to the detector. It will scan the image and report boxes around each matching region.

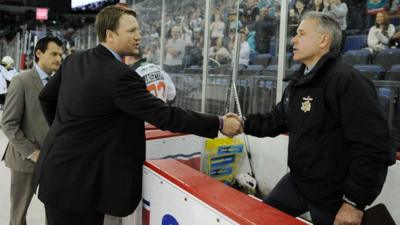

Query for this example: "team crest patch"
[301,96,313,113]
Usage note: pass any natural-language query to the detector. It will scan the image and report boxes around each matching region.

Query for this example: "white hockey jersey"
[132,60,176,102]
[0,65,18,95]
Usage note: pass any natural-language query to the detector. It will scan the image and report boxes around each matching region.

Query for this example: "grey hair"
[302,11,342,54]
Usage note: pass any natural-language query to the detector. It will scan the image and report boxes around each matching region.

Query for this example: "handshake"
[221,113,244,138]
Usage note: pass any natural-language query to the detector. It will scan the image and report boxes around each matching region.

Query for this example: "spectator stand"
[343,34,368,52]
[353,64,386,80]
[387,64,400,81]
[375,48,400,71]
[342,49,372,65]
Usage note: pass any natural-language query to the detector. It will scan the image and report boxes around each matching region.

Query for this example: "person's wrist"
[218,116,224,131]
[241,116,246,130]
[342,195,365,211]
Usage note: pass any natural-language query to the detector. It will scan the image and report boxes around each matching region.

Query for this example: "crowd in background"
[1,0,400,148]
[1,0,399,73]
[132,0,400,72]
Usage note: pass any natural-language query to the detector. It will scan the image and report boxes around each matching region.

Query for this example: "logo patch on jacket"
[301,96,313,113]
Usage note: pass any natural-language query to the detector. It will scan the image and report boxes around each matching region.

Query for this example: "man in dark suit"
[2,37,63,225]
[32,5,242,225]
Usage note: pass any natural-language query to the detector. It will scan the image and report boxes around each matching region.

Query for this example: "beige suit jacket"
[2,68,49,173]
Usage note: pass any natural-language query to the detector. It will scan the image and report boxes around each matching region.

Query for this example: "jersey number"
[147,81,166,99]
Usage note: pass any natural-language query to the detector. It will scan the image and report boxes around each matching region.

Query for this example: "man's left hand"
[333,202,363,225]
[221,114,243,138]
[30,150,40,163]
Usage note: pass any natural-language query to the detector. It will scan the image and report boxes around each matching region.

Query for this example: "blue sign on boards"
[162,214,179,225]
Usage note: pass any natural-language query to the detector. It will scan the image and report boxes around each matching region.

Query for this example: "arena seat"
[376,86,395,122]
[266,64,278,72]
[375,48,400,71]
[290,63,301,71]
[386,64,400,81]
[184,65,202,74]
[252,53,272,67]
[353,64,386,80]
[240,65,263,75]
[343,35,367,52]
[390,16,400,26]
[253,78,276,114]
[345,29,361,35]
[270,53,292,67]
[269,40,277,56]
[342,49,371,65]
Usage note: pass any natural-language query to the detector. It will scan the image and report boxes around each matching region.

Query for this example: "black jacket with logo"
[244,53,395,212]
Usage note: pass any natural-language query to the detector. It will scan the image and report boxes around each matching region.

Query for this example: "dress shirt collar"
[304,64,316,76]
[101,43,122,61]
[34,63,52,85]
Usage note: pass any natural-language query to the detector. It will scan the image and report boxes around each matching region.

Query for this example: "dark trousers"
[45,204,104,225]
[263,173,337,225]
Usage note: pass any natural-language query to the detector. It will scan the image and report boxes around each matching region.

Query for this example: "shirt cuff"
[26,152,34,160]
[343,195,366,211]
[218,116,224,131]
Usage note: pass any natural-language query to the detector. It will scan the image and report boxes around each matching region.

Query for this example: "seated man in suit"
[2,36,63,225]
[32,5,242,225]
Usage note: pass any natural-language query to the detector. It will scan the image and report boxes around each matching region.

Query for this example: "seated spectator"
[188,36,204,66]
[164,26,186,72]
[189,10,203,35]
[149,25,159,38]
[253,7,276,54]
[346,0,367,31]
[310,0,326,12]
[389,31,400,48]
[289,0,309,37]
[164,14,175,37]
[227,30,236,51]
[243,0,260,25]
[239,32,251,68]
[367,11,396,53]
[367,0,389,15]
[388,0,399,14]
[181,21,193,47]
[210,13,225,41]
[367,0,389,27]
[241,25,257,63]
[209,37,231,65]
[144,45,160,64]
[324,0,348,50]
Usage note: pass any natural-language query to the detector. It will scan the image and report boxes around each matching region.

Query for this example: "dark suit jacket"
[33,44,219,216]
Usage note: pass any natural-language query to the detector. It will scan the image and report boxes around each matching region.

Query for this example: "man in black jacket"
[230,12,395,225]
[32,5,242,225]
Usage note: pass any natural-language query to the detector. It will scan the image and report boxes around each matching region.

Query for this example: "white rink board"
[371,160,400,223]
[124,134,400,224]
[142,166,239,225]
[146,134,202,160]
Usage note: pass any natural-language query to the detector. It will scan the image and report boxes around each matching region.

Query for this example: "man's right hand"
[333,202,363,225]
[221,114,243,138]
[225,112,244,127]
[30,150,40,163]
